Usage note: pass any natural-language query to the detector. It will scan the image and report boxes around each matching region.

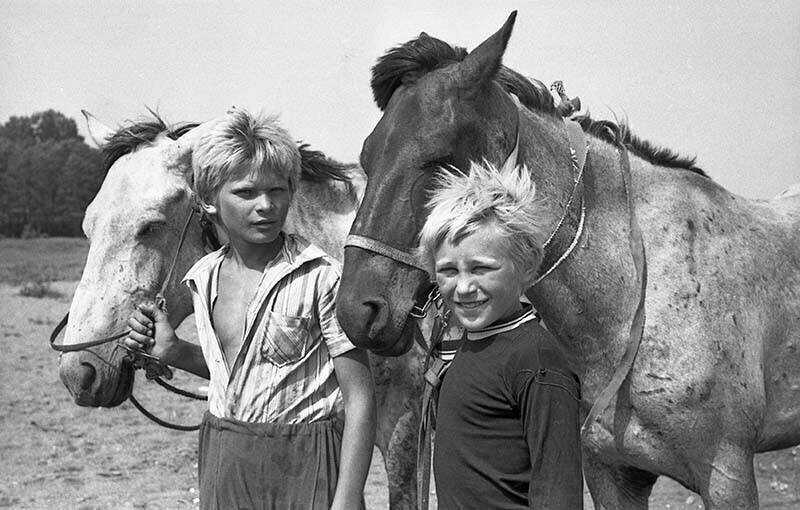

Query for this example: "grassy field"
[0,237,89,285]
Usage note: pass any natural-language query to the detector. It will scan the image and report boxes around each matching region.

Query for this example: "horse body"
[58,113,425,509]
[538,140,800,504]
[335,13,800,508]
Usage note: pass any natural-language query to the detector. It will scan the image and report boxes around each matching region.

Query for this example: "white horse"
[57,111,426,509]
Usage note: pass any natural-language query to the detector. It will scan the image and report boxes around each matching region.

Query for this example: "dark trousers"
[198,411,342,510]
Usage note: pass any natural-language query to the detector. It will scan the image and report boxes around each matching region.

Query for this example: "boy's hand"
[124,303,178,365]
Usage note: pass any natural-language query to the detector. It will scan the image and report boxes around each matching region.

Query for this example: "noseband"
[49,207,206,431]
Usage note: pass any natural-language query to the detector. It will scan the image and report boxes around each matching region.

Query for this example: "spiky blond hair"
[418,159,551,283]
[191,108,301,203]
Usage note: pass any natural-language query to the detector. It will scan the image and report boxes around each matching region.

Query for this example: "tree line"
[0,110,105,237]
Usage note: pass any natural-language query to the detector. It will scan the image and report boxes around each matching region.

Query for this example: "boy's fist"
[124,302,178,364]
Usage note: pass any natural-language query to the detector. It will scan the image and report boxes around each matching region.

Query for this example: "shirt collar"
[466,306,539,341]
[182,233,329,284]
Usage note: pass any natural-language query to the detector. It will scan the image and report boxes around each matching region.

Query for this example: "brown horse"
[58,111,426,509]
[335,12,800,508]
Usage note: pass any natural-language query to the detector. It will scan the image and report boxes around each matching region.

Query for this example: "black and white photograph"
[2,1,798,508]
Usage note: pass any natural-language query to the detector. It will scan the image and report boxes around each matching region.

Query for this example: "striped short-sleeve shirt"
[182,233,356,424]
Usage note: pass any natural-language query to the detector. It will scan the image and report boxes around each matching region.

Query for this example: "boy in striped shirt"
[418,159,583,509]
[124,109,375,510]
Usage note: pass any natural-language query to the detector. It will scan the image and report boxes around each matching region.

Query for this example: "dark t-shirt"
[433,310,583,509]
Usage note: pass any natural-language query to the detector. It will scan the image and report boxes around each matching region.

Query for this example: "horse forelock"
[371,35,468,110]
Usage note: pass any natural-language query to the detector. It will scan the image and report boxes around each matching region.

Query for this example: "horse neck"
[517,109,582,219]
[285,175,362,261]
[527,134,645,376]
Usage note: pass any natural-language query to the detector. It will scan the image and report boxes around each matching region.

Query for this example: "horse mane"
[296,143,362,205]
[573,114,706,176]
[102,111,363,196]
[371,34,705,176]
[102,110,196,172]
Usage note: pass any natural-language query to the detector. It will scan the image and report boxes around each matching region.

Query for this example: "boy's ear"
[198,199,217,216]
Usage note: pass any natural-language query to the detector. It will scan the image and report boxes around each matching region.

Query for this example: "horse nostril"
[76,362,96,391]
[363,297,389,339]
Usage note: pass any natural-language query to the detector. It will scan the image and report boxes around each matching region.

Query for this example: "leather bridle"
[49,207,206,431]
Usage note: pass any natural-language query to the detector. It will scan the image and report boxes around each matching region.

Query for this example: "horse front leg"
[379,406,420,509]
[584,449,658,510]
[370,352,424,509]
[696,443,758,509]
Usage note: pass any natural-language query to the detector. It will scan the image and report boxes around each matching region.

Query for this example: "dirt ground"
[2,280,799,509]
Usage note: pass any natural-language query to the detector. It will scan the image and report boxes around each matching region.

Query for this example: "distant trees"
[0,110,105,237]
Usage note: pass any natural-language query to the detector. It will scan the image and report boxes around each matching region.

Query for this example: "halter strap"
[501,95,522,168]
[529,118,588,287]
[344,233,428,272]
[157,208,196,305]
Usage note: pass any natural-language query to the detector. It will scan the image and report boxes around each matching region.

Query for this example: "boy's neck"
[226,233,285,272]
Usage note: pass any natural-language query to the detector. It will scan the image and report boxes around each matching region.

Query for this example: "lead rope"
[413,289,458,510]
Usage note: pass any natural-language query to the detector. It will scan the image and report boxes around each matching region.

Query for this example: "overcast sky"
[2,0,798,198]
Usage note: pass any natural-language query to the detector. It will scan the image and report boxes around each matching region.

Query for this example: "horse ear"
[454,11,517,91]
[81,110,115,148]
[165,120,214,178]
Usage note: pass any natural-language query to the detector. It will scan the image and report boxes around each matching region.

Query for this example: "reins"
[49,207,207,432]
[580,144,647,436]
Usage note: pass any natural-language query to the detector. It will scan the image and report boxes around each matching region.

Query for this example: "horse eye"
[424,156,453,171]
[137,221,166,238]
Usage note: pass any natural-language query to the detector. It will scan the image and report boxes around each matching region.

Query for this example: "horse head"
[336,12,577,355]
[58,113,209,406]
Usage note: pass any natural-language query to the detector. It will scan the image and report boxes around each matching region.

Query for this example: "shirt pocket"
[259,312,312,367]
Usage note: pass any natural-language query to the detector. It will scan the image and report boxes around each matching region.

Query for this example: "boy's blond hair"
[418,159,551,283]
[192,108,301,203]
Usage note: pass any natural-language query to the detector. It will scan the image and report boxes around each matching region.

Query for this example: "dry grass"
[0,237,89,286]
[19,280,64,299]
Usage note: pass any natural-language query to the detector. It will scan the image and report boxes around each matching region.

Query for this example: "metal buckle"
[409,286,439,319]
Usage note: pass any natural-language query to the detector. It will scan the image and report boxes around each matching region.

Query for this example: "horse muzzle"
[59,350,134,407]
[337,248,429,355]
